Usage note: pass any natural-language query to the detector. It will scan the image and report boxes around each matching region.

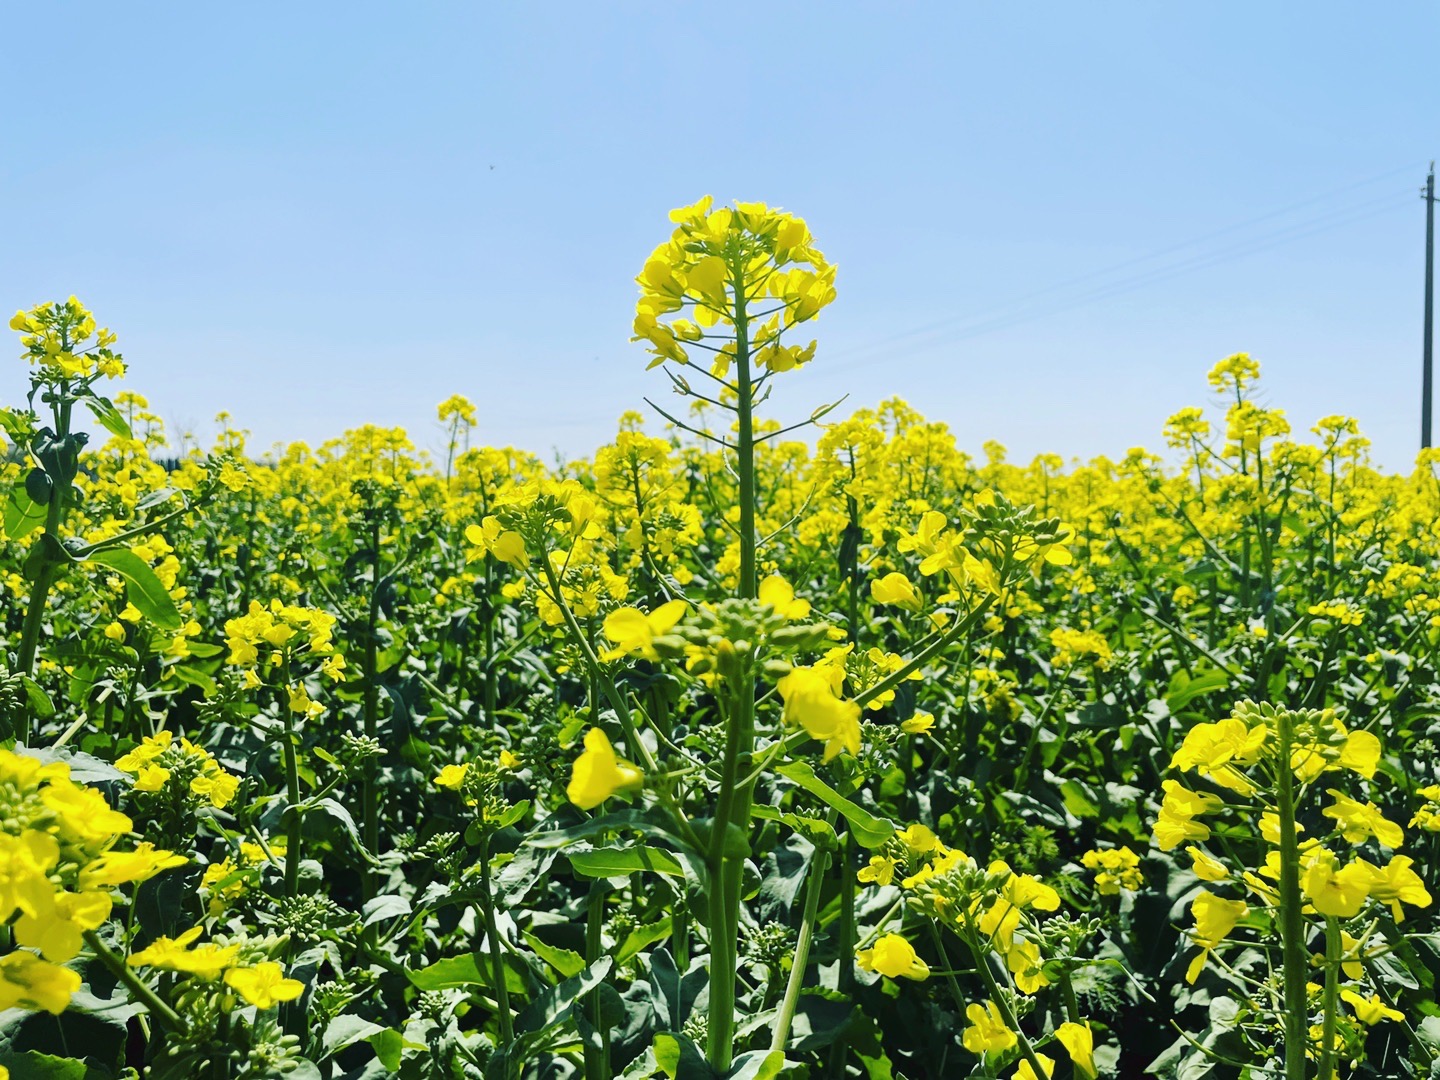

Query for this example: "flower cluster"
[0,749,186,1015]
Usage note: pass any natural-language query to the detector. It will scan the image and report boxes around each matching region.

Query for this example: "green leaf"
[1166,668,1230,711]
[616,916,672,964]
[84,547,181,631]
[775,762,895,849]
[3,483,47,541]
[321,1014,386,1058]
[568,845,684,879]
[361,894,412,928]
[83,394,133,440]
[408,953,484,990]
[0,1051,87,1079]
[522,930,586,979]
[727,1051,788,1080]
[653,1032,714,1080]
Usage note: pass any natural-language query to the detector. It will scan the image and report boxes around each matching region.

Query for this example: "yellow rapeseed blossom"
[855,933,929,981]
[566,728,643,810]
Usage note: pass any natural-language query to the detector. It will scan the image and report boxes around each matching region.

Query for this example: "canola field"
[1,199,1438,1079]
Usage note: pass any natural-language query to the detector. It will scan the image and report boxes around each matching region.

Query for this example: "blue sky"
[3,3,1436,470]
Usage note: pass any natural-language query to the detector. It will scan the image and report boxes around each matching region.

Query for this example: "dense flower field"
[3,201,1439,1080]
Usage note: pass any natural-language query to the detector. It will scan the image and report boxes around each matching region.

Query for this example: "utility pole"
[1424,162,1435,450]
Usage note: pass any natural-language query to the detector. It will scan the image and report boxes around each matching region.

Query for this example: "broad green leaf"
[361,894,412,928]
[0,1051,87,1079]
[1166,668,1230,711]
[408,953,484,990]
[568,845,684,879]
[616,916,672,964]
[775,762,895,849]
[85,547,181,631]
[3,483,46,541]
[321,1014,386,1058]
[83,394,133,440]
[521,930,586,979]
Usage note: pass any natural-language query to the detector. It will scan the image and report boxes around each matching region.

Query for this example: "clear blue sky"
[3,3,1436,470]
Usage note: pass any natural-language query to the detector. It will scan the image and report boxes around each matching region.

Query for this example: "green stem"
[361,532,382,901]
[1317,918,1341,1080]
[477,832,514,1044]
[585,880,612,1080]
[280,687,304,899]
[16,396,75,742]
[83,929,183,1032]
[960,922,1051,1080]
[770,813,836,1053]
[708,255,757,1074]
[1275,708,1310,1080]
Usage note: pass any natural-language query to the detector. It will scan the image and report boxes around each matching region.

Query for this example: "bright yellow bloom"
[566,728,643,810]
[434,764,470,790]
[1186,891,1248,983]
[127,926,240,981]
[1322,790,1404,848]
[1356,854,1432,922]
[1186,846,1229,882]
[856,933,929,981]
[599,599,687,662]
[870,572,922,612]
[962,1000,1017,1054]
[0,951,81,1014]
[224,962,305,1009]
[80,843,188,889]
[1300,851,1371,918]
[1340,989,1404,1026]
[900,711,934,735]
[857,856,899,887]
[1080,847,1143,894]
[759,575,812,620]
[14,890,112,962]
[777,666,862,762]
[1056,1021,1097,1079]
[1013,1051,1056,1080]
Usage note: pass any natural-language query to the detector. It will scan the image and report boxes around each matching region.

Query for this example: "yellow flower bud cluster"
[223,599,340,671]
[114,730,241,809]
[10,297,124,382]
[633,197,835,376]
[127,927,304,1009]
[0,749,187,1015]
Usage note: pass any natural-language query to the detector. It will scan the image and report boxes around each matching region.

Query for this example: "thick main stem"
[16,395,74,743]
[585,880,612,1080]
[1275,709,1309,1080]
[1317,918,1341,1080]
[707,261,756,1073]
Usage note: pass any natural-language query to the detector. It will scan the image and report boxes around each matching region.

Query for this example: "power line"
[824,162,1425,369]
[832,191,1414,368]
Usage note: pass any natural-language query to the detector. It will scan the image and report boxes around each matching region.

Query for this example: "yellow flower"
[464,517,528,568]
[599,599,688,663]
[14,890,112,962]
[1186,846,1229,882]
[759,575,812,620]
[566,728,643,810]
[80,843,188,889]
[0,831,61,922]
[224,962,305,1009]
[1013,1052,1056,1080]
[1322,790,1404,848]
[127,926,240,980]
[499,749,520,770]
[870,572,922,612]
[434,764,470,790]
[856,933,929,981]
[1186,891,1248,983]
[857,856,899,887]
[900,711,934,735]
[776,666,862,762]
[0,951,81,1014]
[1355,854,1432,922]
[1300,851,1370,918]
[962,1000,1017,1054]
[1055,1021,1097,1079]
[1340,989,1404,1026]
